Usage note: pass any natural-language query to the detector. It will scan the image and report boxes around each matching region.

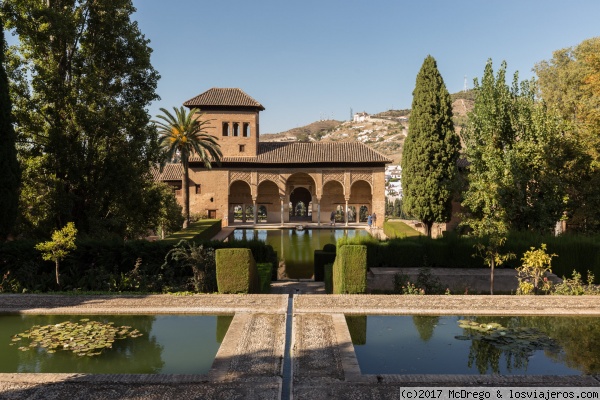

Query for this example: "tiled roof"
[251,142,391,164]
[188,142,392,164]
[183,88,265,110]
[151,164,183,181]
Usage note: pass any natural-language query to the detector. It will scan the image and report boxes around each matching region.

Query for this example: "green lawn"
[161,219,222,244]
[383,220,421,238]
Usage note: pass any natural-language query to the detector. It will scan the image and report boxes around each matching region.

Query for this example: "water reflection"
[232,228,367,279]
[1,314,232,374]
[348,315,600,375]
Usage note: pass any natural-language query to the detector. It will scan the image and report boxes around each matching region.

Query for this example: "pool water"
[0,314,232,374]
[347,315,600,375]
[231,228,367,279]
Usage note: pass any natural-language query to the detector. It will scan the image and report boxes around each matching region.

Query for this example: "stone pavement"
[1,294,599,400]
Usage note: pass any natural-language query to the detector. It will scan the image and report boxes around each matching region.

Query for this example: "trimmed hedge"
[314,247,336,282]
[345,315,367,345]
[162,219,222,244]
[0,237,276,293]
[257,262,272,294]
[324,263,333,294]
[333,245,367,294]
[215,248,259,294]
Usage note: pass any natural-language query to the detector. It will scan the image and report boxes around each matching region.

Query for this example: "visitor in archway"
[372,212,377,228]
[330,210,336,226]
[367,214,372,230]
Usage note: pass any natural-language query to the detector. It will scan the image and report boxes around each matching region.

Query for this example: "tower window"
[239,144,245,153]
[243,123,250,137]
[222,122,229,136]
[233,123,239,137]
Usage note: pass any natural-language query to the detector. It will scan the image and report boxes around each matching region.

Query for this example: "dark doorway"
[289,187,312,221]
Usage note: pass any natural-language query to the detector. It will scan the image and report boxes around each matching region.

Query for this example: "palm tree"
[154,107,222,228]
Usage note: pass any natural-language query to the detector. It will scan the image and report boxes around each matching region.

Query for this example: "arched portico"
[256,180,280,223]
[349,180,373,223]
[229,180,252,223]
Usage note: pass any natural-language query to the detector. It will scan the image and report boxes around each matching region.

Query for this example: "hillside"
[262,90,474,164]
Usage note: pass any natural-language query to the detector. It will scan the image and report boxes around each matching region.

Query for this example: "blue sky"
[7,1,600,134]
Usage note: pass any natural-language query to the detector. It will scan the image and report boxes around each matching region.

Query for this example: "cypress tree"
[401,55,460,237]
[0,15,21,240]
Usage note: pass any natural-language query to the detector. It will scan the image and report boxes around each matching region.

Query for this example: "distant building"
[385,165,402,199]
[153,88,392,225]
[353,112,370,123]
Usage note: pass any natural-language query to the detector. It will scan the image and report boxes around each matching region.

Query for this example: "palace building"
[152,88,392,226]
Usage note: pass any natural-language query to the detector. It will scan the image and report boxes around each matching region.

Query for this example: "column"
[280,196,285,226]
[345,199,349,227]
[317,199,321,227]
[253,199,257,225]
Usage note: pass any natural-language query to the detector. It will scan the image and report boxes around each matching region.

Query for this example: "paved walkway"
[1,294,599,399]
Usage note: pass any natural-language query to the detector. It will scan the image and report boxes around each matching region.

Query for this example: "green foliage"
[333,245,367,294]
[11,319,142,357]
[535,37,600,232]
[0,15,20,240]
[162,240,217,293]
[383,220,421,238]
[162,219,222,244]
[314,249,336,282]
[324,263,333,294]
[393,274,425,295]
[154,107,222,228]
[256,262,272,294]
[462,59,574,234]
[401,55,460,236]
[35,222,77,286]
[215,248,259,294]
[516,244,557,295]
[551,270,600,295]
[3,0,161,238]
[152,182,184,239]
[393,265,443,295]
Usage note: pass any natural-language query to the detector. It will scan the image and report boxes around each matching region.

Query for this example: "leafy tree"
[154,107,222,228]
[0,14,20,240]
[35,222,77,286]
[401,55,460,237]
[463,60,573,235]
[2,0,161,237]
[534,37,600,232]
[153,182,184,239]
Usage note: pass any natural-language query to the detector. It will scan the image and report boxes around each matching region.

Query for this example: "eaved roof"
[188,142,392,165]
[150,163,183,181]
[183,88,265,111]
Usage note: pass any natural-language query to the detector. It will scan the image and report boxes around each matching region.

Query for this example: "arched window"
[243,123,250,137]
[258,205,267,222]
[222,122,229,136]
[233,123,239,137]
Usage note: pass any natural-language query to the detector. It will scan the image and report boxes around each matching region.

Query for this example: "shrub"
[257,262,272,294]
[162,240,217,293]
[324,263,333,294]
[551,270,600,295]
[333,245,367,294]
[516,244,556,295]
[215,248,259,294]
[314,248,336,282]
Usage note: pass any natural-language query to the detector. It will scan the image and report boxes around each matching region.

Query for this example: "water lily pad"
[9,320,142,357]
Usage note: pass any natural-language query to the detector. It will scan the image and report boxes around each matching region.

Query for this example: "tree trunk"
[182,164,190,228]
[424,221,433,238]
[55,260,60,287]
[490,259,495,295]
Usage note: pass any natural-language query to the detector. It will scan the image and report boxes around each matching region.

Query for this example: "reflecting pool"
[347,315,600,375]
[231,228,367,279]
[0,314,232,374]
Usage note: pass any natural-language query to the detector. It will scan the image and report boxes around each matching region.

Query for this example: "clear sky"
[10,1,600,135]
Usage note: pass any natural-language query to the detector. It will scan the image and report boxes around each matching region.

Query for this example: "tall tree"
[0,14,20,240]
[461,59,573,293]
[401,55,460,237]
[2,0,161,238]
[534,37,600,232]
[154,107,222,228]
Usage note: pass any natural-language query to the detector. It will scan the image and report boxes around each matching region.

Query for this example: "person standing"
[367,214,372,230]
[330,210,336,226]
[372,212,377,228]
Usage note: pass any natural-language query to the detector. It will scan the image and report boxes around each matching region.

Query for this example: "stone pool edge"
[1,294,600,399]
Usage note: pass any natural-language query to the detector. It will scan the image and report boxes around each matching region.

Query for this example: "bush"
[257,262,272,294]
[324,263,333,294]
[314,246,336,282]
[333,245,367,294]
[215,248,259,294]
